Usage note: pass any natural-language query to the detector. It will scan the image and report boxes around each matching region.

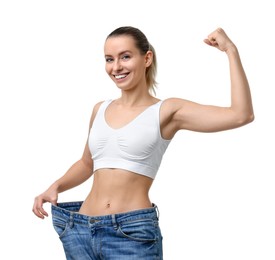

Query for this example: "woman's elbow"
[237,112,255,127]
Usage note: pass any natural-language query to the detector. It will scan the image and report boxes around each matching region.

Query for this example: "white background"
[1,0,274,259]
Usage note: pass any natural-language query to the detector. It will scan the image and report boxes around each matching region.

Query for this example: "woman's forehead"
[104,36,137,54]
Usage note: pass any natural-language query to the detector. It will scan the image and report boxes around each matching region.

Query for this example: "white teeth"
[115,74,127,79]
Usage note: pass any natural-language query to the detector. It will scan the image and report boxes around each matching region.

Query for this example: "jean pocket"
[52,215,69,238]
[118,218,158,242]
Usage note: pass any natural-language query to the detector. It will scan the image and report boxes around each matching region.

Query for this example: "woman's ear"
[145,51,153,67]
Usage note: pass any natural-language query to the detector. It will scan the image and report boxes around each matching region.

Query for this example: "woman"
[33,26,254,259]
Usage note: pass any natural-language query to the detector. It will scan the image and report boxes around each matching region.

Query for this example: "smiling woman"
[105,26,157,95]
[32,26,254,259]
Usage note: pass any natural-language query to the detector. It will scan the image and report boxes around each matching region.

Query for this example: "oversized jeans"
[51,201,163,259]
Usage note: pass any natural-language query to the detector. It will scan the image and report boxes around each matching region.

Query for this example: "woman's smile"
[113,73,130,80]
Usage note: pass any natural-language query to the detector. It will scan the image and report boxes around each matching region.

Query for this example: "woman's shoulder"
[160,98,194,121]
[93,100,105,110]
[88,100,107,127]
[161,97,188,111]
[93,99,114,111]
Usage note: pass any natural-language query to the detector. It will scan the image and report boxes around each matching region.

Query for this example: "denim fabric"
[51,201,163,260]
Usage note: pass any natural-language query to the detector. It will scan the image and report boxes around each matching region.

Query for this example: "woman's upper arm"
[163,98,247,135]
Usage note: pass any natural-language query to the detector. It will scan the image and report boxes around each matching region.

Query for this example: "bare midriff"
[78,169,153,216]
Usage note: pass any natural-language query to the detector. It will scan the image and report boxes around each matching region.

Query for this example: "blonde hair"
[107,26,158,95]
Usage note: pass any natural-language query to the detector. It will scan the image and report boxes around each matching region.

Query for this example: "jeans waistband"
[51,201,159,227]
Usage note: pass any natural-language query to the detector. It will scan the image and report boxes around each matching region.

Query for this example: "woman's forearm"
[51,159,93,194]
[227,46,254,124]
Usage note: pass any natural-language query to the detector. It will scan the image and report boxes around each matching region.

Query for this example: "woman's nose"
[113,59,122,71]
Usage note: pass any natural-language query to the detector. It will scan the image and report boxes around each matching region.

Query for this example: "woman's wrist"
[48,181,61,193]
[225,43,238,56]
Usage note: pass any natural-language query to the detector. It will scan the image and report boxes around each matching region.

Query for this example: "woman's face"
[104,35,151,92]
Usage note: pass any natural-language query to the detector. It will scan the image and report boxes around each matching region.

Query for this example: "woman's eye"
[105,57,113,63]
[122,55,130,60]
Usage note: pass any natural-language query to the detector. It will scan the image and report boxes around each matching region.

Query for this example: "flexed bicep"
[164,98,244,134]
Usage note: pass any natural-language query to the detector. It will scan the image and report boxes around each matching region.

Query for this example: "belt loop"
[112,214,118,230]
[69,212,74,228]
[155,204,160,220]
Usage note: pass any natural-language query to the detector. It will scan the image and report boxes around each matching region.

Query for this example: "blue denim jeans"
[51,201,163,260]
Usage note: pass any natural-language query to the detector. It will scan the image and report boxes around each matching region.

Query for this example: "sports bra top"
[88,99,171,179]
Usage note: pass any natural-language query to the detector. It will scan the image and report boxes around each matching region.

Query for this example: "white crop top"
[88,99,171,179]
